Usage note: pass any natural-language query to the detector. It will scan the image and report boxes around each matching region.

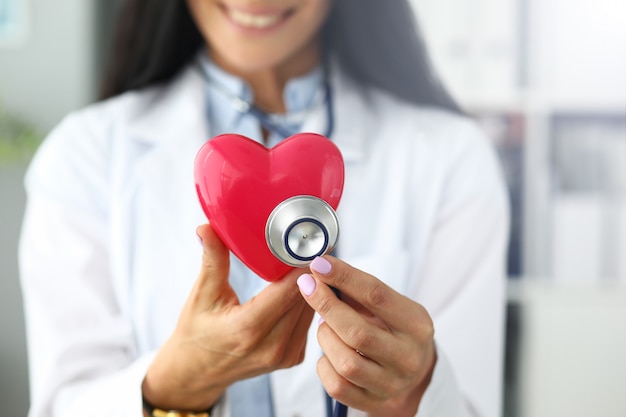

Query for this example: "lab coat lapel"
[125,65,209,232]
[129,64,209,146]
[119,65,210,344]
[300,62,369,164]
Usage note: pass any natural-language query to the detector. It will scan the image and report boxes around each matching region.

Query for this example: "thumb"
[191,224,238,310]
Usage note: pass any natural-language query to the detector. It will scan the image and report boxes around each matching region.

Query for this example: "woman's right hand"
[142,224,315,411]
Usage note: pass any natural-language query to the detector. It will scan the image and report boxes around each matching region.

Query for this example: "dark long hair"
[100,0,461,113]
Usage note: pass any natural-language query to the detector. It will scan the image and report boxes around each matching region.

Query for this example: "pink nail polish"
[311,257,332,275]
[297,274,316,296]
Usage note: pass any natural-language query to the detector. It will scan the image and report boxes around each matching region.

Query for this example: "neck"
[209,39,322,114]
[246,72,287,114]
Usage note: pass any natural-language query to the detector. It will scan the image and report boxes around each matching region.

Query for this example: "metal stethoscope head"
[265,195,339,267]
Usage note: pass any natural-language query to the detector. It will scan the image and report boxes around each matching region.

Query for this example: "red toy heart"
[194,133,345,282]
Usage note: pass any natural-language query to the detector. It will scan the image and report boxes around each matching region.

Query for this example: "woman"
[19,0,509,416]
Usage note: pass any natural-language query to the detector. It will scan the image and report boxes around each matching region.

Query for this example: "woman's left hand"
[297,256,437,417]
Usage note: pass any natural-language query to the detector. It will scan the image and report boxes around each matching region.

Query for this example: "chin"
[217,48,293,75]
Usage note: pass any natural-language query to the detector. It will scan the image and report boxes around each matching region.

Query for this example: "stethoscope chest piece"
[266,195,339,267]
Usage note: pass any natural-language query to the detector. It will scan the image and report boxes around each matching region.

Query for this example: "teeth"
[228,9,283,28]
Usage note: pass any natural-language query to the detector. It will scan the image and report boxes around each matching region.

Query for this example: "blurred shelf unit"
[473,111,526,277]
[549,113,625,283]
[411,0,626,282]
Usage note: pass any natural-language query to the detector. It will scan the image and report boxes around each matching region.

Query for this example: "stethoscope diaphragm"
[265,195,339,267]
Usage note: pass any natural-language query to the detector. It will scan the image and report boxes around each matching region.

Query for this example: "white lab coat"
[19,60,509,417]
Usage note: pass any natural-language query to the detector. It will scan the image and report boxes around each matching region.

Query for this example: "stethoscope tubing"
[334,402,348,417]
[245,79,334,141]
[196,61,335,141]
[326,392,348,417]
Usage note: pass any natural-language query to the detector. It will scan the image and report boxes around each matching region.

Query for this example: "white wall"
[0,0,98,132]
[527,0,626,109]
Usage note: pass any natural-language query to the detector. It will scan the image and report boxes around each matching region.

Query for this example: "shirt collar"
[198,52,324,139]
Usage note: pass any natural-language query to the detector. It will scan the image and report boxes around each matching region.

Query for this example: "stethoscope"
[196,62,349,417]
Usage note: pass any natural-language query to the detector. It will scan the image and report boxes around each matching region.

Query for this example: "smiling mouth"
[221,4,295,30]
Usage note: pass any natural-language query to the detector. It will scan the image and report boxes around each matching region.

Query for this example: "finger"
[298,274,394,360]
[237,268,307,336]
[309,256,424,332]
[238,296,313,376]
[317,321,386,394]
[191,224,237,309]
[286,302,316,364]
[273,300,315,370]
[317,355,379,411]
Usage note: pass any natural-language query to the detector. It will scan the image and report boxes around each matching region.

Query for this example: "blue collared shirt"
[201,53,324,149]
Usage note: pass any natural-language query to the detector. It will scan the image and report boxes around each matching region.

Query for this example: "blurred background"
[1,0,624,415]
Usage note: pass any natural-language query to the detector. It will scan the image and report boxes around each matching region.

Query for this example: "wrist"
[142,339,226,411]
[142,364,225,412]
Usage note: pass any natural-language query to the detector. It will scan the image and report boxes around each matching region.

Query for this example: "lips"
[220,3,295,30]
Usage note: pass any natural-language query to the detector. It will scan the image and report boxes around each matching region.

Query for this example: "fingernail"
[310,257,332,275]
[297,274,316,296]
[318,316,325,325]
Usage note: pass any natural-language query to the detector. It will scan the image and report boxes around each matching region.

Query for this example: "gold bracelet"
[142,397,211,417]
